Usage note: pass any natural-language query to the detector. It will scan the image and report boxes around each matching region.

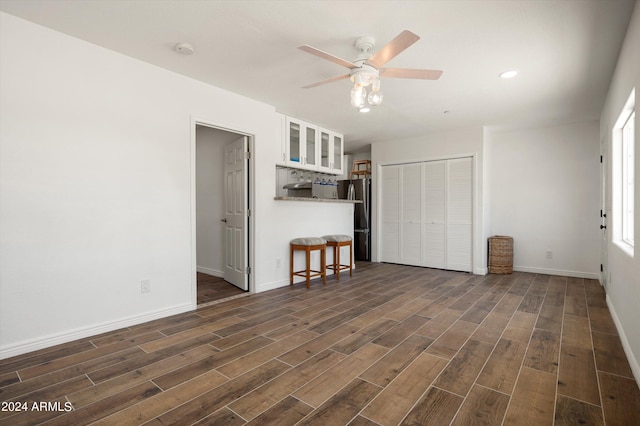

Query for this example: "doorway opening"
[193,122,253,306]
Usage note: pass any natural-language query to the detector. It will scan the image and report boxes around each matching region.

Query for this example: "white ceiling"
[0,0,635,153]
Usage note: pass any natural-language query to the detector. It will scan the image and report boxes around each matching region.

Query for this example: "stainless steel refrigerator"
[338,178,371,261]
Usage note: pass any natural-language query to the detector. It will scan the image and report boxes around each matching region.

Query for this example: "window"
[613,89,635,254]
[621,110,634,246]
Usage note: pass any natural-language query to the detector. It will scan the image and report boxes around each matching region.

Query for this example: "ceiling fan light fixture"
[350,85,366,108]
[368,89,383,106]
[299,30,443,111]
[367,78,383,106]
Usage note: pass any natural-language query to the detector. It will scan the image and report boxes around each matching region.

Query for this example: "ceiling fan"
[299,30,443,111]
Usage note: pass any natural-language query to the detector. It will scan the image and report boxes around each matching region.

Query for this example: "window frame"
[612,88,635,256]
[621,110,634,246]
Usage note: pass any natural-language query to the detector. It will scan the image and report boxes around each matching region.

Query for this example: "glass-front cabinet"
[285,117,318,170]
[320,130,330,171]
[332,133,343,175]
[318,128,343,174]
[281,115,344,174]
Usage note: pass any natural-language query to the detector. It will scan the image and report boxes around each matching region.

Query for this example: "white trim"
[0,303,193,360]
[513,265,600,279]
[196,266,224,277]
[259,279,292,292]
[606,294,640,384]
[613,240,634,258]
[377,153,477,167]
[475,267,488,275]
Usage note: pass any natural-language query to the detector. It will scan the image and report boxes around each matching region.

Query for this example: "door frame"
[600,137,608,287]
[190,117,255,307]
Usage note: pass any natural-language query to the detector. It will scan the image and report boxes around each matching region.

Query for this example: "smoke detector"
[174,42,194,55]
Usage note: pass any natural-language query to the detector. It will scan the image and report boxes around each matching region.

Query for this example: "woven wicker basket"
[488,236,513,274]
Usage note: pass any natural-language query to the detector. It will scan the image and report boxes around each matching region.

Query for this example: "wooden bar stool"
[322,234,353,280]
[290,237,327,288]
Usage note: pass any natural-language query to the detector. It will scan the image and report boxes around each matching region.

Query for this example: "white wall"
[599,2,640,382]
[487,121,601,278]
[0,12,356,358]
[371,126,486,274]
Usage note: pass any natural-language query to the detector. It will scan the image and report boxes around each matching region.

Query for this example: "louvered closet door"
[446,157,472,272]
[400,163,423,266]
[380,165,400,263]
[381,157,472,272]
[423,161,446,269]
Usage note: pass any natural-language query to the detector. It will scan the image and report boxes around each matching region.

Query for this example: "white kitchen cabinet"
[318,128,344,174]
[380,157,472,272]
[285,117,318,170]
[276,113,287,166]
[281,116,344,174]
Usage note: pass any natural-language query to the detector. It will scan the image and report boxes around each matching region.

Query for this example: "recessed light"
[359,107,371,113]
[499,70,518,79]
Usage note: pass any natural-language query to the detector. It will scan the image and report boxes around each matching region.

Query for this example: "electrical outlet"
[141,280,151,293]
[545,250,553,259]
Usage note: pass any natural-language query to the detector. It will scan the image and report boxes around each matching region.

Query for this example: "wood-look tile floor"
[197,273,246,305]
[1,262,639,425]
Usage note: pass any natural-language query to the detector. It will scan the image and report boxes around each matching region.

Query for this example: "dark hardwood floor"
[1,262,639,425]
[197,273,246,305]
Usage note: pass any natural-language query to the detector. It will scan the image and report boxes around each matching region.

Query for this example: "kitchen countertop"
[274,196,362,203]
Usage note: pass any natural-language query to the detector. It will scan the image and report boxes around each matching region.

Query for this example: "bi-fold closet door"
[380,157,472,272]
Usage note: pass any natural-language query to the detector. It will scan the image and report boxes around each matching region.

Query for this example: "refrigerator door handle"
[362,181,369,227]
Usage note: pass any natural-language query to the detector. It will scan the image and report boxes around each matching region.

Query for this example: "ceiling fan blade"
[380,68,443,80]
[298,45,358,69]
[365,30,420,68]
[302,74,350,89]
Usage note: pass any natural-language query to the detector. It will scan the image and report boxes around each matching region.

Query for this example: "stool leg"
[335,243,341,281]
[305,247,311,288]
[349,241,353,276]
[290,245,294,285]
[321,245,326,285]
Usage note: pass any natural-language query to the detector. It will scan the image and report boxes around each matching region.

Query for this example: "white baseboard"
[0,303,194,360]
[605,295,640,385]
[197,266,223,277]
[256,268,347,293]
[513,265,600,279]
[258,278,290,293]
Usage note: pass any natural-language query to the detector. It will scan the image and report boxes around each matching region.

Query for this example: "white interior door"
[224,136,248,290]
[600,139,608,287]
